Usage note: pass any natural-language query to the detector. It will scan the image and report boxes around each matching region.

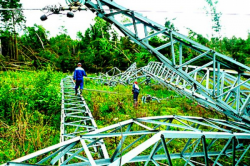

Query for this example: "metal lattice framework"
[39,0,250,121]
[5,116,250,165]
[92,62,162,87]
[82,0,250,123]
[92,62,139,86]
[3,0,250,165]
[60,76,109,162]
[141,62,250,122]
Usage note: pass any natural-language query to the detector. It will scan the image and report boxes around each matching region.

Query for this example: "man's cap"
[134,81,138,84]
[78,63,82,65]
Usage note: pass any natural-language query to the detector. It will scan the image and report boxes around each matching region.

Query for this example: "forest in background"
[1,0,250,164]
[0,1,250,73]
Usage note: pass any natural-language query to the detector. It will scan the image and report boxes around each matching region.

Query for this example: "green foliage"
[83,78,224,128]
[0,0,26,32]
[0,72,244,164]
[0,69,65,163]
[188,30,250,65]
[204,0,221,34]
[0,14,249,72]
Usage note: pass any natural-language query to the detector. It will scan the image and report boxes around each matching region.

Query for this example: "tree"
[0,0,26,60]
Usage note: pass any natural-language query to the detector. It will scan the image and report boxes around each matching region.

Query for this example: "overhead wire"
[0,8,250,16]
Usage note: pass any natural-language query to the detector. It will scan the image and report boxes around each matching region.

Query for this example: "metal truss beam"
[82,0,250,123]
[4,116,250,165]
[4,1,250,165]
[60,76,109,164]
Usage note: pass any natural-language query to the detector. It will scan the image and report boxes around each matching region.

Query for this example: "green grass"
[0,68,66,163]
[84,77,224,128]
[0,70,225,164]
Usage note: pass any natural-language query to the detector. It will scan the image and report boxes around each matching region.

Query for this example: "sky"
[20,0,250,39]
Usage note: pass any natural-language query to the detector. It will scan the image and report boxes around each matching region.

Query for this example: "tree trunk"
[12,11,18,60]
[15,34,18,60]
[9,37,13,59]
[12,35,15,60]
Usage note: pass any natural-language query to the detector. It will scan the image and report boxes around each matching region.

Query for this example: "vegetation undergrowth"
[83,78,225,129]
[0,68,66,163]
[0,71,234,164]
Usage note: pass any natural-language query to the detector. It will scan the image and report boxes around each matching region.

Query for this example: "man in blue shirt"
[132,81,140,107]
[73,63,87,96]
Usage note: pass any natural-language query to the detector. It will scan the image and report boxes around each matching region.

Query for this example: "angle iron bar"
[144,141,160,166]
[182,158,195,166]
[212,137,233,166]
[66,151,89,161]
[216,78,250,99]
[131,11,139,38]
[235,144,250,166]
[175,116,230,133]
[160,135,173,166]
[8,135,81,163]
[61,148,84,165]
[110,123,133,162]
[207,119,250,133]
[151,159,160,166]
[184,137,201,166]
[137,117,205,131]
[50,142,77,165]
[201,135,209,166]
[170,31,176,66]
[116,119,170,157]
[188,61,213,75]
[155,41,177,51]
[173,117,200,132]
[181,138,193,158]
[80,139,97,166]
[36,145,68,164]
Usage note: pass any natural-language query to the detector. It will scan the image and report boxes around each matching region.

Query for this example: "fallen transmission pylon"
[141,62,250,123]
[5,116,250,165]
[60,76,109,163]
[3,0,250,165]
[92,60,250,123]
[92,62,160,87]
[92,62,140,86]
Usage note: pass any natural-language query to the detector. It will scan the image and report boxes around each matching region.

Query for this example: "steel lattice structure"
[92,63,139,86]
[60,76,109,162]
[3,0,250,165]
[92,63,161,87]
[82,0,250,123]
[39,0,250,122]
[141,62,250,122]
[4,116,250,165]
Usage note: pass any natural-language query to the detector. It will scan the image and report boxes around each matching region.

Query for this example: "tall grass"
[0,68,65,163]
[83,78,224,128]
[0,71,224,163]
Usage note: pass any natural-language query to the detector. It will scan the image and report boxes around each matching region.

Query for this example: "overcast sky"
[20,0,250,39]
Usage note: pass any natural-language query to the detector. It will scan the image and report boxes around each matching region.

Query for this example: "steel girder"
[91,62,162,87]
[91,62,150,86]
[60,76,109,163]
[81,0,250,123]
[91,61,250,123]
[141,62,250,123]
[4,116,250,165]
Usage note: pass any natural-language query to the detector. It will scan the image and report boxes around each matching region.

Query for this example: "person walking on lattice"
[73,63,87,96]
[132,81,140,108]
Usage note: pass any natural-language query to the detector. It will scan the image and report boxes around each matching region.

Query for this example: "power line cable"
[1,8,250,16]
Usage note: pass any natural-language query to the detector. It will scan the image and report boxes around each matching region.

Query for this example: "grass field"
[0,69,225,164]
